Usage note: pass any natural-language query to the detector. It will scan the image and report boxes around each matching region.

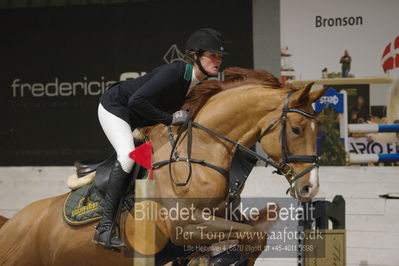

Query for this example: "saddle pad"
[63,184,104,226]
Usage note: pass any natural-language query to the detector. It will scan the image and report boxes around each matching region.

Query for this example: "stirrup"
[92,226,126,249]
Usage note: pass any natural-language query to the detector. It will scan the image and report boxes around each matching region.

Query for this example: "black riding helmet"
[185,28,227,77]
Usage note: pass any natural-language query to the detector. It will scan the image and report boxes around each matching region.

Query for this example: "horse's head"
[258,83,327,201]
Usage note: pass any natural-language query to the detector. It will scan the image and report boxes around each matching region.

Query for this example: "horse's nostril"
[300,185,312,196]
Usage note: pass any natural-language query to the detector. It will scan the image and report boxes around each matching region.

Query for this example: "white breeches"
[98,103,135,173]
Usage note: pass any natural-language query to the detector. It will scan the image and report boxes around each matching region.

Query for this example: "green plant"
[327,72,355,78]
[318,106,347,165]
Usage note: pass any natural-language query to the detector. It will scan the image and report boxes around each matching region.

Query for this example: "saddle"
[74,132,146,192]
[74,153,116,192]
[64,151,147,226]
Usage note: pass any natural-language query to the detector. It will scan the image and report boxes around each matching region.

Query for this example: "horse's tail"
[0,215,9,228]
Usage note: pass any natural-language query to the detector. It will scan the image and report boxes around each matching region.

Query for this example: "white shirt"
[187,69,200,96]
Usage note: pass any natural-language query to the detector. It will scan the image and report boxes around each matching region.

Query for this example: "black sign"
[0,0,253,165]
[330,84,370,124]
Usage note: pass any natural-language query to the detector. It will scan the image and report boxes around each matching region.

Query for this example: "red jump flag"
[129,141,153,180]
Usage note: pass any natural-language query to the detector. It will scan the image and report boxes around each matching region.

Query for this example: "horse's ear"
[307,86,329,103]
[290,82,314,107]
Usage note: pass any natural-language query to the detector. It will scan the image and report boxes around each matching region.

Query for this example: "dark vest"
[100,61,192,128]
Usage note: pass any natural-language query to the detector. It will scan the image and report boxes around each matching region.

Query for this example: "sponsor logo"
[163,44,185,64]
[11,72,146,98]
[319,95,339,105]
[71,199,99,217]
[349,137,398,154]
[315,15,363,28]
[120,72,147,81]
[315,88,344,113]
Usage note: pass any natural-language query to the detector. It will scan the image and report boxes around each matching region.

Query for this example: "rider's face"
[198,51,223,76]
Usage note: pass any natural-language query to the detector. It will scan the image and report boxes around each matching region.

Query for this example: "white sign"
[281,0,399,79]
[349,137,398,154]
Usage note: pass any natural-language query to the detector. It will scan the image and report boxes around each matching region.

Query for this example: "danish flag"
[381,35,399,73]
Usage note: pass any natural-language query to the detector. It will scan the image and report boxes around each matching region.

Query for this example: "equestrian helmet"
[185,28,228,55]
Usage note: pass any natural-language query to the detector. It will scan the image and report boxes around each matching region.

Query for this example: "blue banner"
[315,87,344,113]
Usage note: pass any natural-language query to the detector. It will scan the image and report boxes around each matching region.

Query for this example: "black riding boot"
[93,161,130,249]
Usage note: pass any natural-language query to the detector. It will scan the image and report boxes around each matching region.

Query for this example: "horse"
[0,68,328,266]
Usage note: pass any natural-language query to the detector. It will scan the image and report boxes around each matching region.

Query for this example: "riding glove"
[171,110,190,125]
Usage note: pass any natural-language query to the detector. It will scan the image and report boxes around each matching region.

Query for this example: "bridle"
[153,89,319,193]
[257,90,319,189]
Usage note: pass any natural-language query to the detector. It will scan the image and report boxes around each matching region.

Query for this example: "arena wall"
[0,166,398,266]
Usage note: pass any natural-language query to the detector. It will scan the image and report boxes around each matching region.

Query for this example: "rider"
[93,28,227,248]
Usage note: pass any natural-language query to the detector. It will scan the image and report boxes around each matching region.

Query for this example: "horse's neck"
[195,86,284,147]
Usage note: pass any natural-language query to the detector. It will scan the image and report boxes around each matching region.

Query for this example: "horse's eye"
[291,127,301,135]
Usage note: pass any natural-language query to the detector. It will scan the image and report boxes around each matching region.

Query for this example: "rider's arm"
[128,68,178,126]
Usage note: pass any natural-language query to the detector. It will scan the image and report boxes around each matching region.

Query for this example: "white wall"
[1,166,398,266]
[370,83,391,106]
[252,0,281,160]
[281,0,399,80]
[0,167,71,218]
[252,0,280,78]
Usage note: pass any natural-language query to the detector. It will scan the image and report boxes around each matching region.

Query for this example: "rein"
[152,89,319,192]
[152,119,230,186]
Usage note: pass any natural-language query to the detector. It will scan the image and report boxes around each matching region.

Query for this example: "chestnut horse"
[0,68,327,266]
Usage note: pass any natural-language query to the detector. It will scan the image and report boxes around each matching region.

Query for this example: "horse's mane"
[183,67,284,117]
[141,67,286,136]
